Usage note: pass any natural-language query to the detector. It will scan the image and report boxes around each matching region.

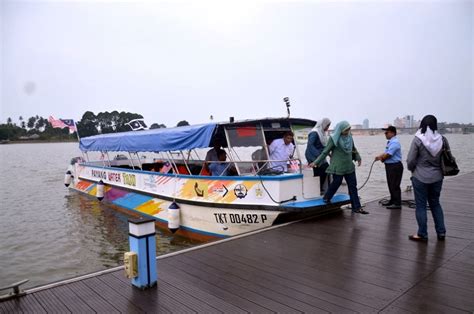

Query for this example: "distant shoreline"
[0,139,78,144]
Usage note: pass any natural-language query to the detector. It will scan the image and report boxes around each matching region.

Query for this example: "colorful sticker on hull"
[178,179,258,203]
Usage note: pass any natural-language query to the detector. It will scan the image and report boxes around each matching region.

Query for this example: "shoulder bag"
[441,136,459,176]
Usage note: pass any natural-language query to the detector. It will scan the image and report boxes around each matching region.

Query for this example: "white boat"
[66,118,350,241]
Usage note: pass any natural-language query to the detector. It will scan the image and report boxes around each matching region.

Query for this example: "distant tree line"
[0,115,71,141]
[0,112,191,141]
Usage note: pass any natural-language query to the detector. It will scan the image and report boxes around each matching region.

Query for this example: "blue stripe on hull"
[112,193,153,209]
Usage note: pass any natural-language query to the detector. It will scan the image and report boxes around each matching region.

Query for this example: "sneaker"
[380,200,392,206]
[437,234,446,241]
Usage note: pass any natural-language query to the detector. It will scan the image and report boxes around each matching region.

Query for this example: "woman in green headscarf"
[312,121,368,214]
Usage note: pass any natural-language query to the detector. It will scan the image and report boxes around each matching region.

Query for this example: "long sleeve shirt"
[314,137,361,175]
[406,137,443,184]
[305,132,327,164]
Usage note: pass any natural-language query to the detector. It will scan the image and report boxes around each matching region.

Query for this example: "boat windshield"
[224,124,267,175]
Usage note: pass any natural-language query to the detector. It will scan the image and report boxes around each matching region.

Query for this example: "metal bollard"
[127,218,157,289]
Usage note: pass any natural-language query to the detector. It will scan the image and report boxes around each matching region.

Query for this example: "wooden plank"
[0,295,45,313]
[163,258,295,313]
[111,270,196,313]
[83,276,144,314]
[199,245,380,312]
[159,261,274,313]
[406,281,474,312]
[99,272,172,314]
[379,305,415,314]
[32,289,71,314]
[50,285,94,313]
[179,252,330,313]
[158,270,248,313]
[425,267,474,292]
[0,299,23,314]
[391,294,468,314]
[184,250,360,313]
[213,233,418,293]
[66,281,119,313]
[16,295,47,313]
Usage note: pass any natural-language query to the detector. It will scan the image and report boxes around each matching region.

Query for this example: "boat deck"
[2,172,473,313]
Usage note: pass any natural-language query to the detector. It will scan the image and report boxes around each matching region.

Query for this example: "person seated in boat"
[202,142,223,174]
[205,143,222,163]
[252,147,268,172]
[208,149,229,176]
[268,131,295,172]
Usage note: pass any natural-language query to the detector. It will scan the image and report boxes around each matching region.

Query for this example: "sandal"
[353,208,369,214]
[408,234,428,242]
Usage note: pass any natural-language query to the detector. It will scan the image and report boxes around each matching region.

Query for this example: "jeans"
[324,171,361,211]
[411,176,446,238]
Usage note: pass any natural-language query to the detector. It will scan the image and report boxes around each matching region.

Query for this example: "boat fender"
[168,202,180,233]
[96,180,105,201]
[64,171,72,187]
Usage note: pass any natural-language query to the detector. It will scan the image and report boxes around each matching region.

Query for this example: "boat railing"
[81,157,304,177]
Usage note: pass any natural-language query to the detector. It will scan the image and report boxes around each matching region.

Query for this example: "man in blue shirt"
[375,126,403,209]
[209,149,229,176]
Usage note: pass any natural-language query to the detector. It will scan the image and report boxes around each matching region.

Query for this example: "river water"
[0,134,473,288]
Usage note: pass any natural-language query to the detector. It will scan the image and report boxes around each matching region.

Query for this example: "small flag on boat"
[48,116,77,132]
[61,119,77,132]
[126,119,148,131]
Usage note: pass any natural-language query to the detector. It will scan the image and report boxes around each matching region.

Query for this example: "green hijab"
[331,120,353,153]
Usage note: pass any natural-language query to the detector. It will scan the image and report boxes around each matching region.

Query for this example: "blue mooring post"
[128,218,157,289]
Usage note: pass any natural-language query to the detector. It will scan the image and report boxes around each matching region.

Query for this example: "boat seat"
[177,165,189,175]
[199,166,211,176]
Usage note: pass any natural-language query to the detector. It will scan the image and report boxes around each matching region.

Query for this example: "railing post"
[127,218,157,289]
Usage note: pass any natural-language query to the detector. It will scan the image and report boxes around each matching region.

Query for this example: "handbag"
[440,136,459,176]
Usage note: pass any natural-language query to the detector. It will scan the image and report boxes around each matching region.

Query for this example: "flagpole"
[74,121,87,161]
[74,121,81,142]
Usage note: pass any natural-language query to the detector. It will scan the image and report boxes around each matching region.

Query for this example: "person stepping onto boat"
[375,125,403,209]
[311,121,368,214]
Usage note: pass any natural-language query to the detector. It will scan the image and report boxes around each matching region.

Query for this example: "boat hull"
[71,178,349,240]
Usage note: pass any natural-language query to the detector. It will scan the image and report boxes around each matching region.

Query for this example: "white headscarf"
[311,118,331,146]
[415,126,443,156]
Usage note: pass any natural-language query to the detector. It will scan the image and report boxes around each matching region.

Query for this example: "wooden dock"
[2,173,473,313]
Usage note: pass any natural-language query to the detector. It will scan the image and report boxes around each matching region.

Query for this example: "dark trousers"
[324,171,361,211]
[385,162,403,206]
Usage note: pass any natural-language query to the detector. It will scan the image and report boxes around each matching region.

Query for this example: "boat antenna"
[283,97,291,118]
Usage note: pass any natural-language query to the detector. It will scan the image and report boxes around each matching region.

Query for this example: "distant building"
[394,115,417,128]
[351,124,363,129]
[363,119,369,129]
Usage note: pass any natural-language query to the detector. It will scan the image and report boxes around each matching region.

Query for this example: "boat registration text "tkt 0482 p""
[214,213,268,224]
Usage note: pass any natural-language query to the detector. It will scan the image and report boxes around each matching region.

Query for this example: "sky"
[1,0,472,128]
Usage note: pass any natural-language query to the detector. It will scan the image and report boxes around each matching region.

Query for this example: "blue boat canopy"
[79,123,217,152]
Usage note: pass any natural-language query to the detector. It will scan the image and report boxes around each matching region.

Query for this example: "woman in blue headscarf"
[312,121,368,214]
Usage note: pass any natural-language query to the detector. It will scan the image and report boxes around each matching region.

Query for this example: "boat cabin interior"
[79,118,316,177]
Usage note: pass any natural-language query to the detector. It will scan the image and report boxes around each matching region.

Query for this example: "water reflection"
[65,191,200,269]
